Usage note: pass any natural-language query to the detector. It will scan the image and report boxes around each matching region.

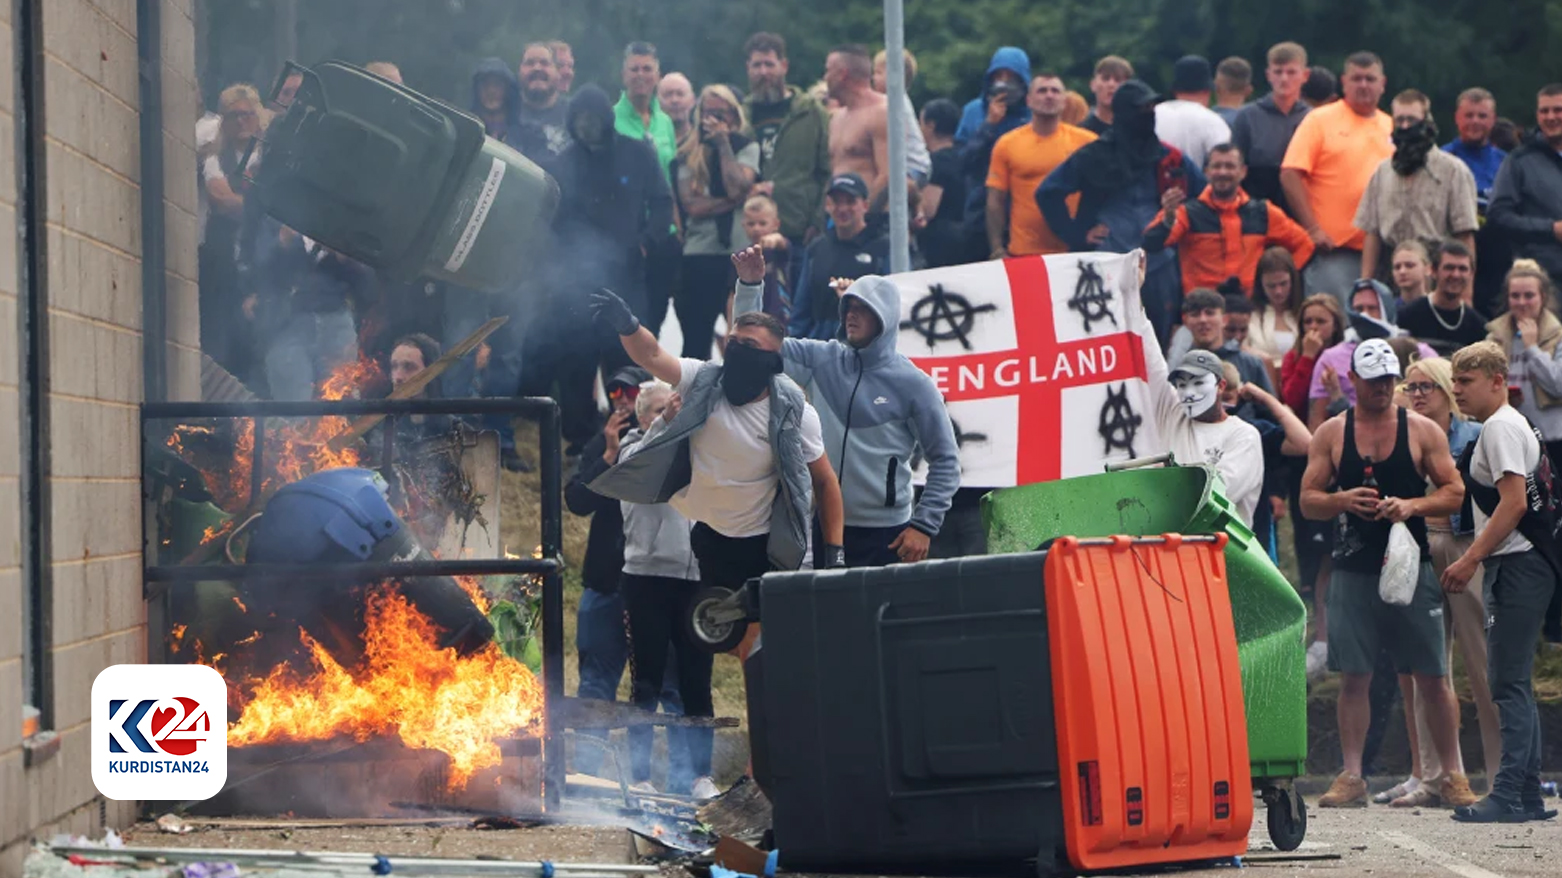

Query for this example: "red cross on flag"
[898,252,1163,488]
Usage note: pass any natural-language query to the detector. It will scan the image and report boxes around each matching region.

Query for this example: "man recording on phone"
[1037,79,1206,348]
[952,47,1033,263]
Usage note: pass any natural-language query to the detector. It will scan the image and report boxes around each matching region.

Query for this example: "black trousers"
[622,573,712,783]
[677,254,736,359]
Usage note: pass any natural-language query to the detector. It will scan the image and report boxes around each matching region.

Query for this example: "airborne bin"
[252,61,557,294]
[982,464,1309,782]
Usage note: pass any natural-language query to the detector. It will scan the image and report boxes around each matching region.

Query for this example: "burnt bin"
[749,552,1063,873]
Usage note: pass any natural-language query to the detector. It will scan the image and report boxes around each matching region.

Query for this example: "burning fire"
[225,589,543,787]
[166,356,384,512]
[166,356,545,789]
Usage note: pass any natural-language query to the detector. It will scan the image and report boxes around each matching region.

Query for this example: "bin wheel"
[686,587,748,653]
[1266,789,1307,852]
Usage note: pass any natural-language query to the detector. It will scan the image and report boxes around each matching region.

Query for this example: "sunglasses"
[1403,382,1439,397]
[608,385,641,401]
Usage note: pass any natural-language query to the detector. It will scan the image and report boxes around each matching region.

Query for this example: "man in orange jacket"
[1144,143,1314,295]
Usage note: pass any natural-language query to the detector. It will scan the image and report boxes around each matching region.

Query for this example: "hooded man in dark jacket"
[531,85,675,452]
[563,366,688,784]
[1489,84,1562,286]
[1038,80,1205,348]
[470,57,522,144]
[955,47,1032,263]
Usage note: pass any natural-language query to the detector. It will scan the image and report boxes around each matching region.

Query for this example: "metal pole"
[539,401,565,810]
[884,0,910,273]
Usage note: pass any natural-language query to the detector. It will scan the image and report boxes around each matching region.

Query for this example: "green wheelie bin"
[982,457,1309,851]
[252,61,557,294]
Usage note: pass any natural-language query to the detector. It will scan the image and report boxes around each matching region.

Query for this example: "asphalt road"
[1168,800,1559,877]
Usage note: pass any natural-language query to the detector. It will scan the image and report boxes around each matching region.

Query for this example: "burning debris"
[226,587,543,787]
[151,353,546,807]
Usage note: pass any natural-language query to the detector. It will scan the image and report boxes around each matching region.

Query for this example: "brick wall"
[0,0,199,872]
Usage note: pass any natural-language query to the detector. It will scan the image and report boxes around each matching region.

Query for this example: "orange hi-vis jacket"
[1143,187,1314,294]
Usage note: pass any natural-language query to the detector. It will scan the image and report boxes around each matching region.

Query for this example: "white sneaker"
[690,776,721,800]
[1305,641,1329,681]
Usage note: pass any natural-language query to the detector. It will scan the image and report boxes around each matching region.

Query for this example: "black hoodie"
[470,57,521,144]
[552,86,674,311]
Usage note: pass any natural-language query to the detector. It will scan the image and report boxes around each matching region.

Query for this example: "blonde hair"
[1405,357,1465,420]
[1220,361,1241,387]
[678,84,750,195]
[1505,257,1557,312]
[1392,239,1431,265]
[743,193,778,214]
[634,381,673,422]
[873,48,918,85]
[216,83,268,157]
[1451,340,1510,380]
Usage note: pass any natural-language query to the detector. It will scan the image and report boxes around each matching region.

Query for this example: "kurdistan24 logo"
[92,664,227,800]
[106,696,210,756]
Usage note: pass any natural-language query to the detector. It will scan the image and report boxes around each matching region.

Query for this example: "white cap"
[1351,338,1401,381]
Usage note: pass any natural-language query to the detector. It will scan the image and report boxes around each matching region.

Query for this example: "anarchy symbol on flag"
[895,252,1162,489]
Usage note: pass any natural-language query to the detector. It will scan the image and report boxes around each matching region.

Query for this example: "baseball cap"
[1351,338,1401,381]
[1171,55,1213,94]
[1111,79,1165,115]
[826,173,869,200]
[1170,349,1224,382]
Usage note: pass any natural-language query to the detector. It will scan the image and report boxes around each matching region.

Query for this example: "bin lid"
[254,61,484,275]
[982,466,1217,555]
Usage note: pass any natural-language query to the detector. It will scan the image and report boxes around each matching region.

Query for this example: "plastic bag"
[1379,521,1421,606]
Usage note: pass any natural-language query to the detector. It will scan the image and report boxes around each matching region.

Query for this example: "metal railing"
[140,396,567,808]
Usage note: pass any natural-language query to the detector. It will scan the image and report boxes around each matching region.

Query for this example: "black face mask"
[721,341,783,406]
[1391,119,1437,176]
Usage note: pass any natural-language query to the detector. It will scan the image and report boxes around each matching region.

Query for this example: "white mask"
[1174,373,1220,419]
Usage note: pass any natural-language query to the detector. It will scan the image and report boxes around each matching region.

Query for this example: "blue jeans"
[264,309,358,401]
[442,289,522,450]
[574,587,688,786]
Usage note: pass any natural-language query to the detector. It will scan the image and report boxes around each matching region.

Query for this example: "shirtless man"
[1298,338,1474,809]
[825,44,890,207]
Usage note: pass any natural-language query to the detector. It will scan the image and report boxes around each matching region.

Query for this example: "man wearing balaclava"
[584,288,846,581]
[531,84,674,454]
[1354,89,1479,281]
[1037,79,1206,348]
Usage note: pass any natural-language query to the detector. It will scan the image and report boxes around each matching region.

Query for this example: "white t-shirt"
[1162,412,1265,527]
[1470,404,1541,556]
[668,358,825,538]
[1154,99,1232,168]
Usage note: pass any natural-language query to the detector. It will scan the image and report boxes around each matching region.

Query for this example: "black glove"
[589,288,640,336]
[822,545,846,569]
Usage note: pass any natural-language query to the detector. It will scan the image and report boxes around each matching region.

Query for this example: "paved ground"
[105,796,1560,878]
[1174,801,1558,877]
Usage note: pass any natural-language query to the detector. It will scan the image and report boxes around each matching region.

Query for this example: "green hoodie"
[743,86,831,241]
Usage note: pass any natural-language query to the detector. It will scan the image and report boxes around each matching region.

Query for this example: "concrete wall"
[0,0,199,871]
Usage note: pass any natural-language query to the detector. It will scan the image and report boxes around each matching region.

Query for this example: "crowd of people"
[194,34,1562,819]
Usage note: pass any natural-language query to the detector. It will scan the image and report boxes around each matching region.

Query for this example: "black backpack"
[1457,422,1562,641]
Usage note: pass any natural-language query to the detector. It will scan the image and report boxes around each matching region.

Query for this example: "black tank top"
[1333,407,1430,573]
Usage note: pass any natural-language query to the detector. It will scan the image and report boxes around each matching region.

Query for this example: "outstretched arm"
[1239,383,1312,456]
[589,289,683,385]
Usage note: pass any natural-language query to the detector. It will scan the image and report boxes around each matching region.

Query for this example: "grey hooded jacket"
[734,275,960,535]
[587,363,814,571]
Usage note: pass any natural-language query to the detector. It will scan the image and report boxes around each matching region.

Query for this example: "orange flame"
[166,357,384,511]
[225,589,543,787]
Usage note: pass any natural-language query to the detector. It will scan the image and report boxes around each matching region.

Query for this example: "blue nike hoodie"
[734,276,961,535]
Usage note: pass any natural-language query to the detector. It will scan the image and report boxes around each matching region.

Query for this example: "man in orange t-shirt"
[985,73,1098,257]
[1280,51,1394,305]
